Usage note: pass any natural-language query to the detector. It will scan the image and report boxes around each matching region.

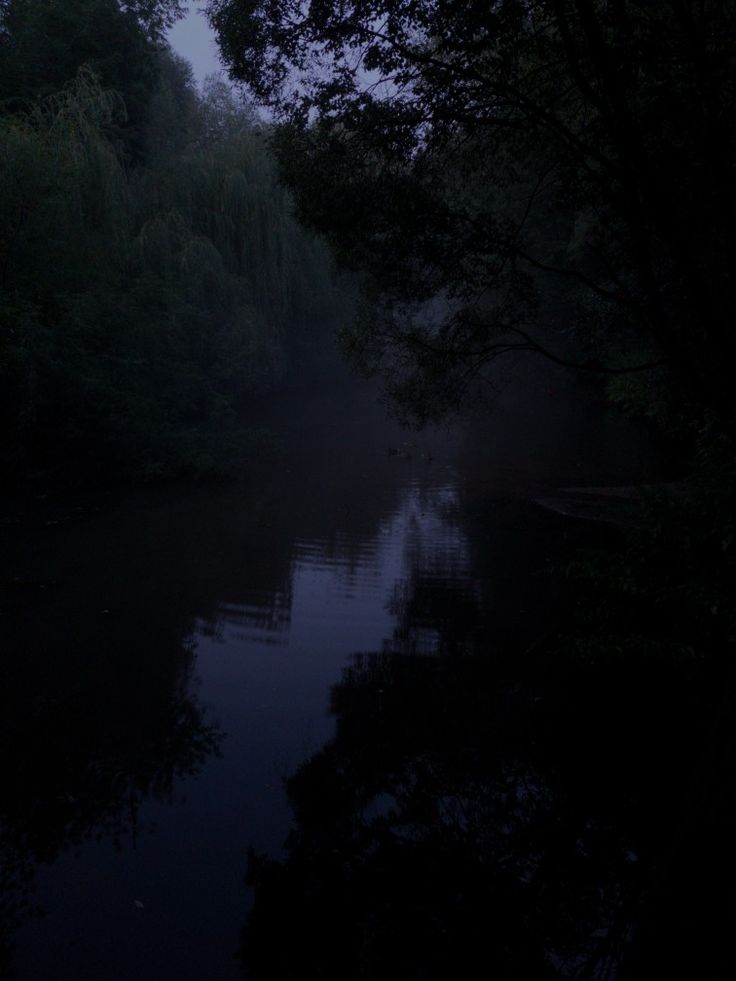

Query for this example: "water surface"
[1,371,660,979]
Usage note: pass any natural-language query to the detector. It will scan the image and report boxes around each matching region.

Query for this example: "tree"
[0,0,172,158]
[207,1,736,425]
[121,0,186,36]
[0,28,346,481]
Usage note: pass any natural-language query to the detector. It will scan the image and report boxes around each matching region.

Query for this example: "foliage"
[560,443,736,669]
[0,10,345,483]
[0,0,167,158]
[208,0,736,429]
[121,0,187,36]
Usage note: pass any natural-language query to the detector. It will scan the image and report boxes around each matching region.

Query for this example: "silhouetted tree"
[208,1,736,427]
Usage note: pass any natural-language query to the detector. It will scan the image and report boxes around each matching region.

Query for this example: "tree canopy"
[0,2,347,482]
[207,1,736,425]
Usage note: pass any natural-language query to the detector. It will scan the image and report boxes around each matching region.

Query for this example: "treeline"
[0,0,345,483]
[208,1,736,442]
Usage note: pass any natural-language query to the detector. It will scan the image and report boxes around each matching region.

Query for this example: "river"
[1,367,662,979]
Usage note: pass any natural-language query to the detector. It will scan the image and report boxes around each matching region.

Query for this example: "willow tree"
[1,46,347,479]
[0,71,131,458]
[0,0,184,159]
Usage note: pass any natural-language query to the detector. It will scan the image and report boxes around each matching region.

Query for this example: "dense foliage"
[0,1,345,481]
[208,0,736,429]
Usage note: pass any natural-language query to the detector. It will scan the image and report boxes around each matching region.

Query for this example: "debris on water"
[134,900,144,910]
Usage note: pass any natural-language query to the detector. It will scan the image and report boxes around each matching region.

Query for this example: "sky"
[167,3,224,85]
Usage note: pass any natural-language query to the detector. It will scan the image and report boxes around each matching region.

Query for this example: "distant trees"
[0,2,345,481]
[207,1,736,427]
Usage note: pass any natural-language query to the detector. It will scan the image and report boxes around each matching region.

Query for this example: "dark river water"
[1,369,666,979]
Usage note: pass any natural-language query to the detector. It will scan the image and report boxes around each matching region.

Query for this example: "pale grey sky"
[167,3,224,85]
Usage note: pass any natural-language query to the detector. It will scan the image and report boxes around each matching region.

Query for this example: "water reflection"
[0,375,670,980]
[0,493,230,978]
[229,463,720,979]
[198,479,483,664]
[239,634,713,980]
[0,632,221,978]
[1,437,482,979]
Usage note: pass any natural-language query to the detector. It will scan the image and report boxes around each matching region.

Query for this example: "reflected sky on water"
[1,370,661,980]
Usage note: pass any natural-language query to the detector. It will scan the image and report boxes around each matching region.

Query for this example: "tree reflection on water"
[0,629,221,976]
[241,602,726,979]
